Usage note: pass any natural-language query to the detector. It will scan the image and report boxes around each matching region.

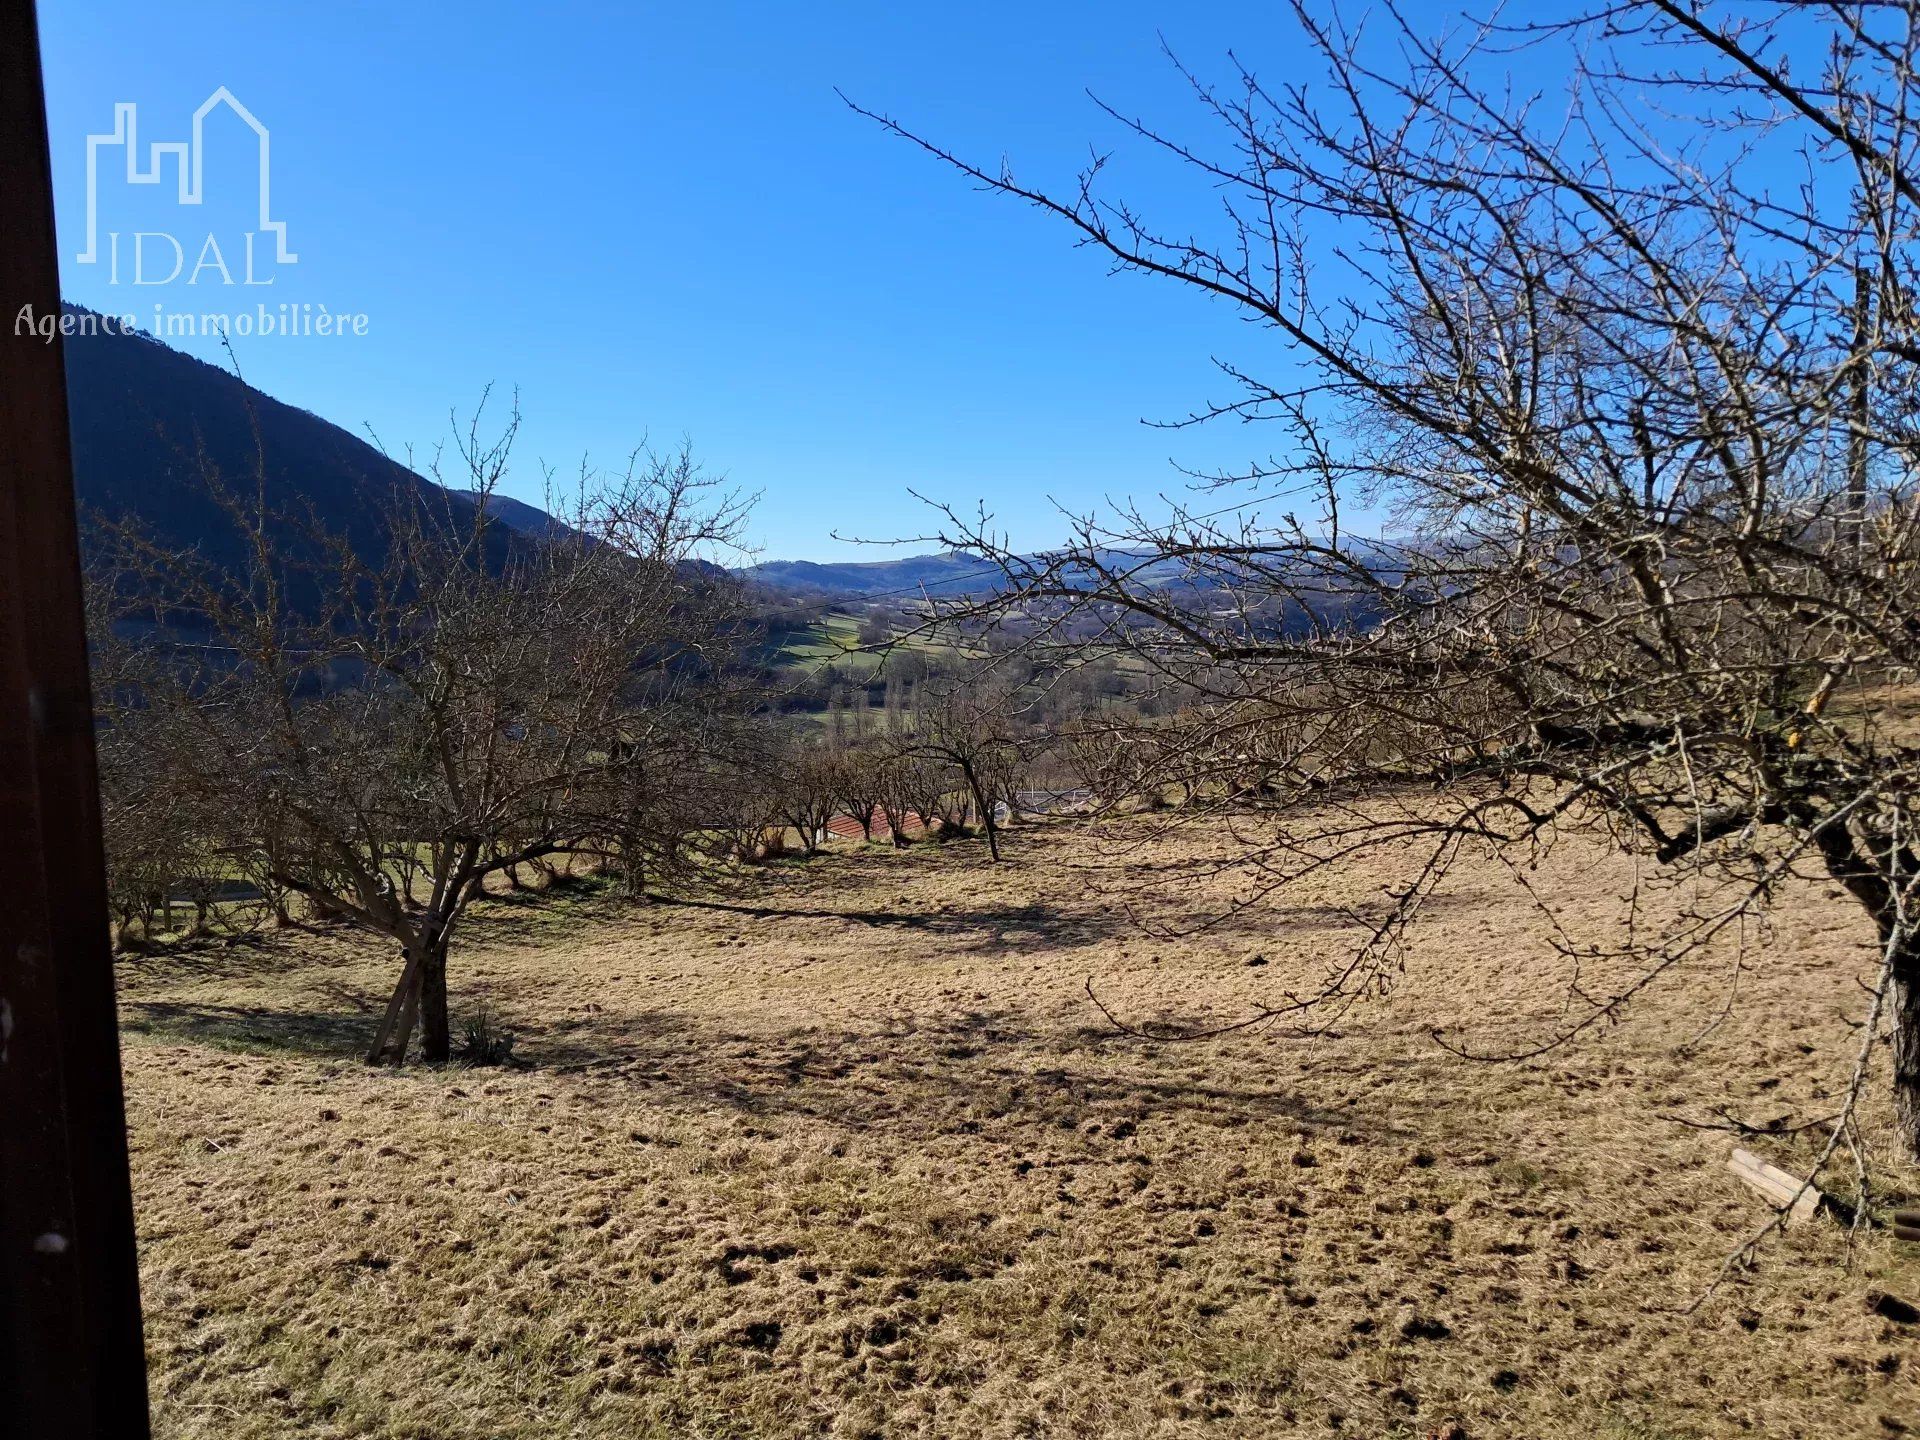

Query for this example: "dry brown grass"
[118,811,1920,1438]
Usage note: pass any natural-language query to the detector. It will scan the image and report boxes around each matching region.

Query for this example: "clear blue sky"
[41,3,1367,559]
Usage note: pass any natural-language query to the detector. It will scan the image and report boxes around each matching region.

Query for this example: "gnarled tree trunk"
[365,924,451,1065]
[417,936,451,1062]
[367,945,420,1065]
[1892,949,1920,1161]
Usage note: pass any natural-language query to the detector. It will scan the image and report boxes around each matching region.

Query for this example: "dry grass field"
[118,811,1920,1438]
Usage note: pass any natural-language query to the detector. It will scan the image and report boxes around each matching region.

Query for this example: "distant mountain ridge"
[739,552,1004,598]
[58,313,1005,600]
[58,309,1381,626]
[746,542,1401,640]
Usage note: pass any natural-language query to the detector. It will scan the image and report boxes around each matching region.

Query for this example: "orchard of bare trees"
[85,396,1071,1066]
[89,0,1920,1203]
[89,410,756,1064]
[847,0,1920,1175]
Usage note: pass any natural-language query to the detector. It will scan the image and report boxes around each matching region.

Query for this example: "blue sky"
[42,3,1365,559]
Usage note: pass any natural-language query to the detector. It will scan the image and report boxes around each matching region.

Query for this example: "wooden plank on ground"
[1727,1147,1823,1226]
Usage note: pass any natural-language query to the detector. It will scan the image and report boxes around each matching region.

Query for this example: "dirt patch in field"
[119,814,1920,1437]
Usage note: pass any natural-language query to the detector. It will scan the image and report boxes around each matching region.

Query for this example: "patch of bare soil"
[119,813,1920,1437]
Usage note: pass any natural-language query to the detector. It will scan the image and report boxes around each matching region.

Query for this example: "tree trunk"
[418,935,451,1063]
[1893,947,1920,1161]
[1812,824,1920,1160]
[622,834,647,900]
[368,944,422,1064]
[960,762,1000,861]
[881,801,911,847]
[391,968,421,1060]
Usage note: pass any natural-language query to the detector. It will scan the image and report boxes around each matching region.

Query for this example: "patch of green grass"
[1489,1157,1547,1192]
[763,606,967,678]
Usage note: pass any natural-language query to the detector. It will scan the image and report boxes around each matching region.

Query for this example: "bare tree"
[875,749,932,848]
[96,408,749,1062]
[894,667,1035,860]
[830,737,888,843]
[856,2,1920,1162]
[1057,716,1150,811]
[598,701,749,900]
[89,581,206,950]
[95,731,196,951]
[707,752,790,864]
[774,728,840,854]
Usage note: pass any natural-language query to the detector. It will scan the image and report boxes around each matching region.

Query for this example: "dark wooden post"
[0,1,153,1434]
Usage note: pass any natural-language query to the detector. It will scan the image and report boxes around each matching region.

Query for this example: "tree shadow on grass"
[123,989,1393,1143]
[513,1004,1389,1142]
[649,893,1136,956]
[121,1000,378,1057]
[114,925,370,988]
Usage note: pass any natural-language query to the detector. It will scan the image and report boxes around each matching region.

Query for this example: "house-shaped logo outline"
[76,87,296,266]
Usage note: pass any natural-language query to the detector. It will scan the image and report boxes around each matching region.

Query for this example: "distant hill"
[58,311,1379,637]
[739,552,1005,599]
[62,307,493,580]
[738,545,1391,602]
[744,542,1398,641]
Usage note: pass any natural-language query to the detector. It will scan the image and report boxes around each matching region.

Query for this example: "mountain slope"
[62,308,469,577]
